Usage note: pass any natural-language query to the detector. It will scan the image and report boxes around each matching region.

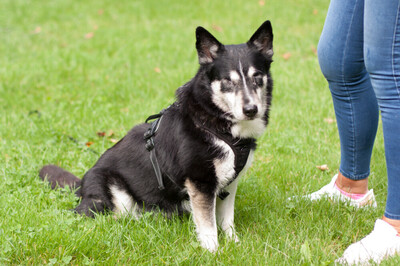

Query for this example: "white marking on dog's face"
[235,60,266,120]
[211,80,235,118]
[230,71,240,81]
[238,61,255,107]
[248,66,256,77]
[210,61,269,137]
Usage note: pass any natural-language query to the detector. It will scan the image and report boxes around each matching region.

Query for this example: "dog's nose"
[243,104,258,118]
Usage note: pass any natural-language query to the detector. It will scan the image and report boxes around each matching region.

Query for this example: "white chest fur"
[231,118,266,138]
[212,137,255,190]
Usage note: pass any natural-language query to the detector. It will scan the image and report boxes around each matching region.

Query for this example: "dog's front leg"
[185,179,218,252]
[216,179,239,242]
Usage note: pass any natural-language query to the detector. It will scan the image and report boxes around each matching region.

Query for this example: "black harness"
[144,107,255,200]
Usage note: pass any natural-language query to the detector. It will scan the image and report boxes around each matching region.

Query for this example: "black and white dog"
[40,20,273,252]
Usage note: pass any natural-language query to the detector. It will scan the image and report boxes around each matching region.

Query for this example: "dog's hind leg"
[73,169,115,217]
[185,179,218,252]
[74,197,110,218]
[216,179,239,242]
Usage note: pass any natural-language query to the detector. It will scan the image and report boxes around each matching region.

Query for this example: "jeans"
[318,0,400,219]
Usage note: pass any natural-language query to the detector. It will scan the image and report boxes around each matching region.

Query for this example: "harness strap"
[145,113,163,124]
[144,108,168,190]
[149,147,165,190]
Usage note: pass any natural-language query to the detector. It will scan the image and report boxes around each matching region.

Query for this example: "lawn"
[1,0,397,264]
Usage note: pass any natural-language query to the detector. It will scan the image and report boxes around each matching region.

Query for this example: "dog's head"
[195,21,273,126]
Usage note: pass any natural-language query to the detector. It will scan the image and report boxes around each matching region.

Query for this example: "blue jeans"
[318,0,400,219]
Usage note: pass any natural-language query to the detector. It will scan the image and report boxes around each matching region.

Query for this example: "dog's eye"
[252,74,264,87]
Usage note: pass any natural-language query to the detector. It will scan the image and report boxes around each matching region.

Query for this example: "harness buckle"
[145,138,154,151]
[144,128,153,140]
[218,190,230,200]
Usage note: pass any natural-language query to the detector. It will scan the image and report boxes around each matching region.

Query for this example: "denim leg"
[364,0,400,219]
[317,0,379,180]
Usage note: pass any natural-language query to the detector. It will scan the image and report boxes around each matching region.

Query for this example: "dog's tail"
[39,165,82,196]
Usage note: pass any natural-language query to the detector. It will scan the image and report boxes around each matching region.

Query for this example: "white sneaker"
[336,219,400,265]
[290,174,377,208]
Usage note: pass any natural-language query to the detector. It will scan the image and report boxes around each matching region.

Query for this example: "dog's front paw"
[224,227,240,243]
[198,233,219,252]
[229,232,240,243]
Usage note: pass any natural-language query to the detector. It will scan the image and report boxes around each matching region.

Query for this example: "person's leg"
[364,0,400,227]
[315,0,379,196]
[318,0,379,186]
[338,0,400,264]
[294,0,378,206]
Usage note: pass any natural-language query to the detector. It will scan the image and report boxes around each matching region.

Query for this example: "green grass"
[0,0,397,264]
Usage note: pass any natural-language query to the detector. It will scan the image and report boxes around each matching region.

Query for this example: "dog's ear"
[247,20,273,57]
[196,27,224,64]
